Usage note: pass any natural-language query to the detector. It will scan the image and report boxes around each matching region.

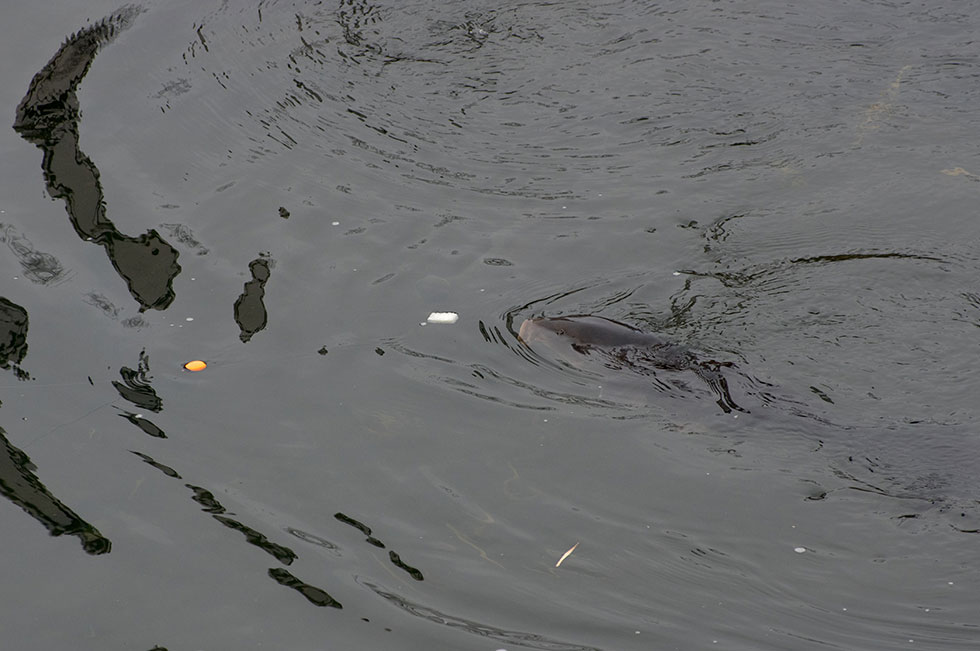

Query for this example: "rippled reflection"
[0,224,69,286]
[0,298,30,381]
[0,427,110,555]
[361,578,603,651]
[13,6,181,311]
[234,255,273,343]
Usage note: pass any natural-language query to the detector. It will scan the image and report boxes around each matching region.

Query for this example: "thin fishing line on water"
[6,355,334,450]
[17,400,116,450]
[0,341,374,391]
[173,340,374,371]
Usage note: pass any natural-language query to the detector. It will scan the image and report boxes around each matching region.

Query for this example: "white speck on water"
[673,271,680,276]
[332,221,340,226]
[794,547,807,553]
[185,317,194,322]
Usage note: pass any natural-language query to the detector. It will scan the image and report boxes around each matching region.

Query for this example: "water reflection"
[113,350,166,438]
[0,224,69,286]
[0,427,110,555]
[117,410,166,439]
[112,350,162,413]
[268,568,342,609]
[0,299,108,552]
[12,6,180,311]
[0,298,30,381]
[234,256,273,343]
[130,450,318,595]
[126,450,428,610]
[334,512,424,581]
[361,579,603,651]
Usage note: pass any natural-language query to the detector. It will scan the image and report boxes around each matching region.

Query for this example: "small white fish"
[556,542,579,567]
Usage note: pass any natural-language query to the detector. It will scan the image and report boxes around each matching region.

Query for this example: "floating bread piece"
[426,312,459,324]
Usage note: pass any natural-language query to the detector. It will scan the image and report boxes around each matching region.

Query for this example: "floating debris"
[426,312,459,324]
[183,360,207,372]
[556,542,579,567]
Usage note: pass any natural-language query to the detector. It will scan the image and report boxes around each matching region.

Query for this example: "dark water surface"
[2,1,979,649]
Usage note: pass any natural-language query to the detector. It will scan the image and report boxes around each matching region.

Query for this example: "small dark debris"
[278,206,290,219]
